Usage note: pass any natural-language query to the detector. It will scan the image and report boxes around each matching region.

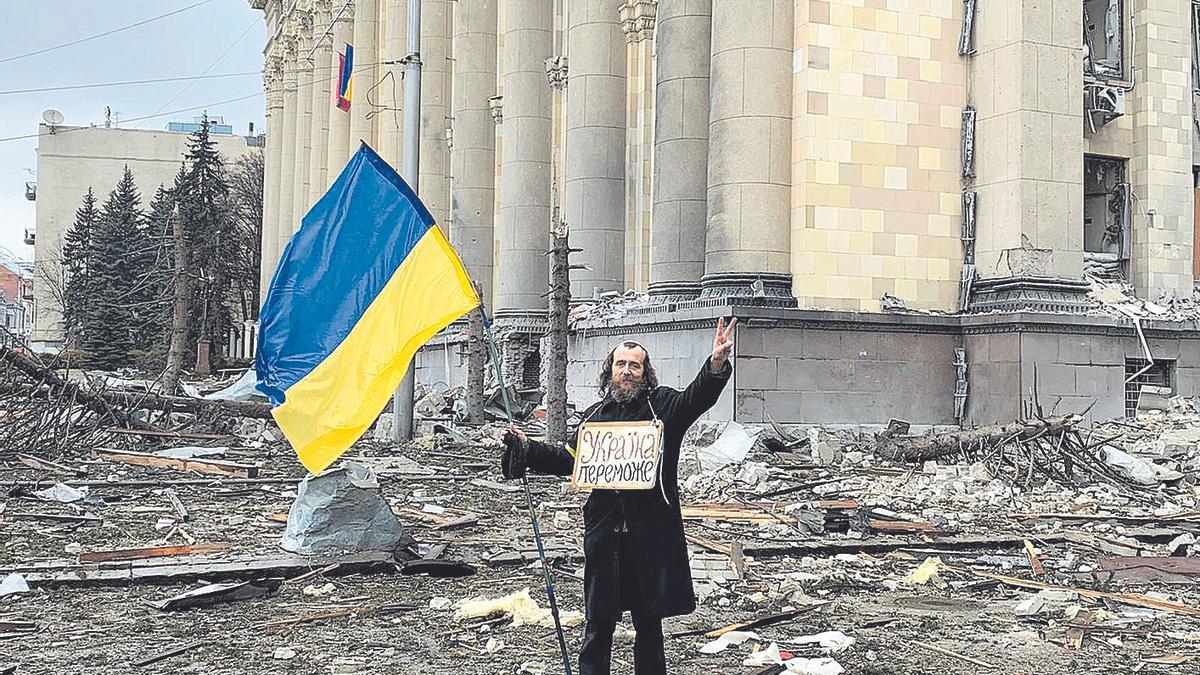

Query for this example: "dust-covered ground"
[3,424,1200,675]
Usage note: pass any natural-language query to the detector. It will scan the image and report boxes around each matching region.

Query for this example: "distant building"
[0,255,33,347]
[28,120,263,351]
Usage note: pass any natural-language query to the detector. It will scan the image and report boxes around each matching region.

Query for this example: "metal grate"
[1124,358,1174,418]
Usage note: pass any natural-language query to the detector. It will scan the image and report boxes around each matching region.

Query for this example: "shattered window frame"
[1124,358,1175,418]
[1083,0,1125,80]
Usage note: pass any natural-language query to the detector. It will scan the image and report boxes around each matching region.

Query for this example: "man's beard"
[610,377,647,403]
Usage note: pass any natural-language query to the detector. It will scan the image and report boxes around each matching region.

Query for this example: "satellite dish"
[42,109,64,126]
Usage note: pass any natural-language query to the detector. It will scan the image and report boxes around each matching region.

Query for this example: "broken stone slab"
[696,421,761,472]
[281,462,413,555]
[808,428,842,466]
[150,578,281,611]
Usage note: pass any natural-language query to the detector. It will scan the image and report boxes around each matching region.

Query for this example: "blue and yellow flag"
[256,143,478,474]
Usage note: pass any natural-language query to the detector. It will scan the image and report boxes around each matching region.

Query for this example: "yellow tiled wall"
[791,0,966,311]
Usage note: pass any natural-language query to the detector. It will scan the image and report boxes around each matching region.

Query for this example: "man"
[501,317,737,674]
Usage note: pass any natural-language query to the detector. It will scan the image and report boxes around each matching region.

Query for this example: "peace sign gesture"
[710,316,737,372]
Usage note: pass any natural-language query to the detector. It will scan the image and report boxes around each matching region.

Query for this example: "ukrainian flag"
[256,143,478,474]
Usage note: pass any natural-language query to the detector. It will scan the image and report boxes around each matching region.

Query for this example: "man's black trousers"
[578,529,668,674]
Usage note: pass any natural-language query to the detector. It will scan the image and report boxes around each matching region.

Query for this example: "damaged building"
[253,0,1200,429]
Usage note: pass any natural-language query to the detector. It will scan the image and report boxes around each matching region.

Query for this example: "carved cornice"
[620,0,657,43]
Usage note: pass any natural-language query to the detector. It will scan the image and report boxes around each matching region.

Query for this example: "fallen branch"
[875,415,1081,462]
[911,640,996,669]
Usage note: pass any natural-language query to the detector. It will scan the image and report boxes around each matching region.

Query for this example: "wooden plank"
[164,489,189,522]
[16,453,85,476]
[868,519,943,535]
[132,641,204,668]
[4,551,395,587]
[685,533,732,555]
[9,512,102,526]
[78,543,231,564]
[976,571,1200,616]
[93,448,258,478]
[110,428,231,441]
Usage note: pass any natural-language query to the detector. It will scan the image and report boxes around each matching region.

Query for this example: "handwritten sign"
[571,420,664,491]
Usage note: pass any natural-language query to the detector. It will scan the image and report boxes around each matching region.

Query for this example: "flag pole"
[479,302,574,675]
[392,0,423,442]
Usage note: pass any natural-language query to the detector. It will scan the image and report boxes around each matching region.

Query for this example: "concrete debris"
[0,573,30,597]
[696,421,761,471]
[7,390,1200,673]
[32,482,86,503]
[281,462,412,555]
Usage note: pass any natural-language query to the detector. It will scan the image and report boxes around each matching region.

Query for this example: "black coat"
[525,357,731,620]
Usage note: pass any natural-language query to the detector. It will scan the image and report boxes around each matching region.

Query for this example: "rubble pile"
[3,379,1200,672]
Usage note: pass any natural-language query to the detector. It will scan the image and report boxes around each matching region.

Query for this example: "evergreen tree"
[61,187,100,345]
[176,115,236,370]
[84,166,145,368]
[135,181,179,350]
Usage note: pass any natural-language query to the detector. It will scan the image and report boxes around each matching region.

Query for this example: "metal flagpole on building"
[392,0,422,442]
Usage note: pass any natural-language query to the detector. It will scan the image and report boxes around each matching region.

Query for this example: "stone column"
[970,0,1087,310]
[619,0,654,293]
[1129,0,1194,298]
[420,0,453,226]
[261,53,285,296]
[349,0,378,149]
[650,0,709,301]
[326,8,354,178]
[276,35,300,258]
[378,0,406,168]
[496,0,553,315]
[451,0,498,304]
[562,0,627,298]
[307,0,334,205]
[702,0,793,302]
[292,14,314,228]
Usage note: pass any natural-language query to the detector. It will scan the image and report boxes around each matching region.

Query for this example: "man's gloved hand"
[501,426,528,479]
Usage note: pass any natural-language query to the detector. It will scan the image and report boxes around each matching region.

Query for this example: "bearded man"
[501,317,737,675]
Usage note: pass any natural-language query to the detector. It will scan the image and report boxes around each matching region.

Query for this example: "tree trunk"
[164,208,192,394]
[546,223,572,443]
[874,415,1083,463]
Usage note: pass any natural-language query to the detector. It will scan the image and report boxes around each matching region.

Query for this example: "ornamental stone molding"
[619,0,656,43]
[545,55,568,89]
[488,95,503,124]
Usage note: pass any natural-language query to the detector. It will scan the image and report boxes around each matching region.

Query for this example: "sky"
[0,0,268,262]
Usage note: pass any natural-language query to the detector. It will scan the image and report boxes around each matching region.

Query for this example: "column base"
[966,276,1092,314]
[647,279,701,304]
[675,272,798,310]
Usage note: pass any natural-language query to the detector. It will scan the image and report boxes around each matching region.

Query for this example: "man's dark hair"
[598,341,659,397]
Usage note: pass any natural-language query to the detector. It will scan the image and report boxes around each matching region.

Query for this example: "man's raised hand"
[710,316,737,372]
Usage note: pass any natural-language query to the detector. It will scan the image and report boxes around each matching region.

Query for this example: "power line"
[0,59,388,144]
[0,71,261,96]
[136,19,261,127]
[0,92,264,144]
[0,0,218,65]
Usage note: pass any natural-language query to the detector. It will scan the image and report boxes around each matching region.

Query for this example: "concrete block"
[1089,337,1129,366]
[1022,361,1076,397]
[777,357,853,392]
[988,333,1021,363]
[282,463,412,555]
[762,391,805,423]
[1074,365,1123,398]
[737,356,778,389]
[1056,335,1090,365]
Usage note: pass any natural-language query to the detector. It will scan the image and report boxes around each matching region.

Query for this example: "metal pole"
[392,0,422,443]
[479,305,574,675]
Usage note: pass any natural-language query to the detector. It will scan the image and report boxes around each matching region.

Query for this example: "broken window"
[1083,155,1131,280]
[1124,358,1174,418]
[1084,0,1124,79]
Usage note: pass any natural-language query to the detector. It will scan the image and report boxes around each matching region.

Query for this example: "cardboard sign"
[571,420,664,490]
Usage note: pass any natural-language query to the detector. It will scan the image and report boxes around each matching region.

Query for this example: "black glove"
[501,431,528,479]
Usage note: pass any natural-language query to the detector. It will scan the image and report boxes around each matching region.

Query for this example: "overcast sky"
[0,0,267,262]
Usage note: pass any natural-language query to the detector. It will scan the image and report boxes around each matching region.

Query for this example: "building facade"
[28,121,262,350]
[254,0,1200,427]
[0,256,33,348]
